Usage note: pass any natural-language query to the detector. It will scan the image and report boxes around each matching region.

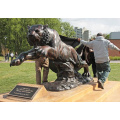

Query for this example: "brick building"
[108,39,120,56]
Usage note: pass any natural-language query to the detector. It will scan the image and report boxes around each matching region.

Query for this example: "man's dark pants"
[96,61,111,83]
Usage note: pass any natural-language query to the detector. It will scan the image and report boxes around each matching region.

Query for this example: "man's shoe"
[98,80,104,89]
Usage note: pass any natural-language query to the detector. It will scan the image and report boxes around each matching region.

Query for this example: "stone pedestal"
[1,78,120,102]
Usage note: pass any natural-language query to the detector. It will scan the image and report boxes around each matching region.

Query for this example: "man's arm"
[77,38,93,48]
[108,41,120,54]
[108,41,120,51]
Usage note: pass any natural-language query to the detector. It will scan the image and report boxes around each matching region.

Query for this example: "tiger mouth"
[28,34,41,41]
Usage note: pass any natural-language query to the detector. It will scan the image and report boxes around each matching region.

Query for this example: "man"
[7,50,10,62]
[35,57,49,85]
[78,33,120,89]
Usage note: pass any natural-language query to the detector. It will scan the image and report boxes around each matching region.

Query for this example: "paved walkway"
[0,60,35,63]
[110,60,120,63]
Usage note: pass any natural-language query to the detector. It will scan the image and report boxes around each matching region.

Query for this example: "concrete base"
[0,78,120,102]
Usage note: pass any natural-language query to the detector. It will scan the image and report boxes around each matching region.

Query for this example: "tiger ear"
[27,25,30,29]
[43,24,48,29]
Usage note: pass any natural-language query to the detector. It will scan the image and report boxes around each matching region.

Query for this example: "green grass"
[0,63,57,94]
[109,63,120,81]
[0,56,4,61]
[0,62,120,94]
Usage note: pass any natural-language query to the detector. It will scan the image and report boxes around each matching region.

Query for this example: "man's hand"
[78,38,80,42]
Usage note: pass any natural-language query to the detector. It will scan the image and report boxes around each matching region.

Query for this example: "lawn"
[0,56,4,61]
[0,62,120,94]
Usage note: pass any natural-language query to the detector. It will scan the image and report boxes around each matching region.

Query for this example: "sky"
[61,18,120,36]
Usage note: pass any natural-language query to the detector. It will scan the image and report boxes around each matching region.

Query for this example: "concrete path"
[0,60,35,63]
[110,60,120,63]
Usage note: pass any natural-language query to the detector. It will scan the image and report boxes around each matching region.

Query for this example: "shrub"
[109,56,120,60]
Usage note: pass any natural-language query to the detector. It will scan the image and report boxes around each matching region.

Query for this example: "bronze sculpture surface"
[10,24,92,91]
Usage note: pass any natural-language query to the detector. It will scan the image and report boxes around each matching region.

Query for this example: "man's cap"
[97,33,103,36]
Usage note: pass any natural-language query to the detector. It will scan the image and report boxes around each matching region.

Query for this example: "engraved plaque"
[9,85,39,99]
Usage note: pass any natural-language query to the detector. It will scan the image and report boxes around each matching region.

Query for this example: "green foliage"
[109,56,120,60]
[61,22,76,37]
[0,18,75,55]
[102,33,110,39]
[105,34,110,39]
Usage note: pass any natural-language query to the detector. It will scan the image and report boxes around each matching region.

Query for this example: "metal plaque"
[9,85,39,99]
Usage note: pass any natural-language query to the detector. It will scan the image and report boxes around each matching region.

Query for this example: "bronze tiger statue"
[10,24,92,91]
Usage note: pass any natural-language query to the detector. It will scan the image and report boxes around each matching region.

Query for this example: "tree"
[91,34,110,40]
[61,22,76,37]
[105,34,110,39]
[102,34,110,39]
[0,18,75,55]
[0,18,9,55]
